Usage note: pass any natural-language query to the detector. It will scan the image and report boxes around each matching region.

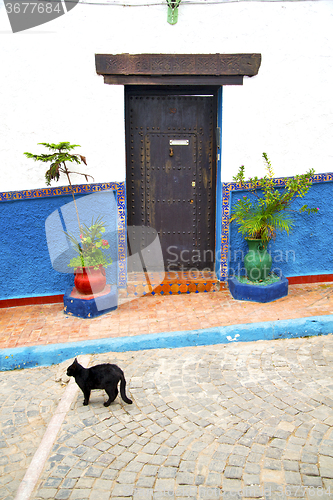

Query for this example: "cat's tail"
[120,376,132,404]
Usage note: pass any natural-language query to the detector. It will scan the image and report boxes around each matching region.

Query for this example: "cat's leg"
[83,389,91,406]
[104,387,118,407]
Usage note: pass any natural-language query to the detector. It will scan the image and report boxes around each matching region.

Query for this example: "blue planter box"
[63,285,118,318]
[228,275,288,303]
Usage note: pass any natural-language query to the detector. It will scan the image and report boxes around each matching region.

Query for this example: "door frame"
[125,85,222,276]
[95,52,261,283]
[215,86,223,280]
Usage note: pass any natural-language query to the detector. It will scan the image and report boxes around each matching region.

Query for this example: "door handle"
[169,148,174,157]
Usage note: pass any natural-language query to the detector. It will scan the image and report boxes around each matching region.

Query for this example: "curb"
[14,355,91,500]
[1,314,333,371]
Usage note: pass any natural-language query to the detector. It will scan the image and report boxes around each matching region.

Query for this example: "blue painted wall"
[1,177,332,302]
[0,190,118,300]
[228,180,333,278]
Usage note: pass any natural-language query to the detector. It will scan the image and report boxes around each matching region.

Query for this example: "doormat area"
[123,271,226,297]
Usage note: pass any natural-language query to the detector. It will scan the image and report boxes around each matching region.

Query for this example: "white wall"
[0,0,332,191]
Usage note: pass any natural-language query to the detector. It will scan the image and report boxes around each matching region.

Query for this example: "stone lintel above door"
[95,53,261,85]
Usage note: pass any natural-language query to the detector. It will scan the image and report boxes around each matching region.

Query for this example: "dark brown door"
[126,86,217,272]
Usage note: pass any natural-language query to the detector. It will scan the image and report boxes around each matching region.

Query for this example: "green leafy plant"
[24,141,91,186]
[24,142,93,230]
[230,153,319,242]
[24,142,112,270]
[65,217,112,270]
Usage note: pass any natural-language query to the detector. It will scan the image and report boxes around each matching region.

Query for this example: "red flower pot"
[74,266,106,295]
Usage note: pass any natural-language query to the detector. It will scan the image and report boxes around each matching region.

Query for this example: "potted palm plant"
[24,142,113,295]
[230,153,319,282]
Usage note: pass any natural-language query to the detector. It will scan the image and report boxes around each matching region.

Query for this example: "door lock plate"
[169,140,189,146]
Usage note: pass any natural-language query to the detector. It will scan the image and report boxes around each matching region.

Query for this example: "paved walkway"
[0,282,333,349]
[1,335,333,500]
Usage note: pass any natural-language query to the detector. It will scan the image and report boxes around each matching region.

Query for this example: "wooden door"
[126,86,217,272]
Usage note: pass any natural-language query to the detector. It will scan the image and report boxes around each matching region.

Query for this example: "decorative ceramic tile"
[126,270,223,296]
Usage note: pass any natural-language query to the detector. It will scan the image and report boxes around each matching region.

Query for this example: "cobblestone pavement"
[0,365,66,500]
[2,335,333,500]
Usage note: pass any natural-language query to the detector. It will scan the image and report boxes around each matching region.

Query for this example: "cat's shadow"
[77,393,123,408]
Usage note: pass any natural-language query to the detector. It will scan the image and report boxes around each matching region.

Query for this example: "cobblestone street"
[1,334,333,500]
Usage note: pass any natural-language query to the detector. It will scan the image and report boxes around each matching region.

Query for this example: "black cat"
[67,358,132,407]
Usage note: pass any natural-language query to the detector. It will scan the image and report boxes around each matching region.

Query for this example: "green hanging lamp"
[167,0,181,24]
